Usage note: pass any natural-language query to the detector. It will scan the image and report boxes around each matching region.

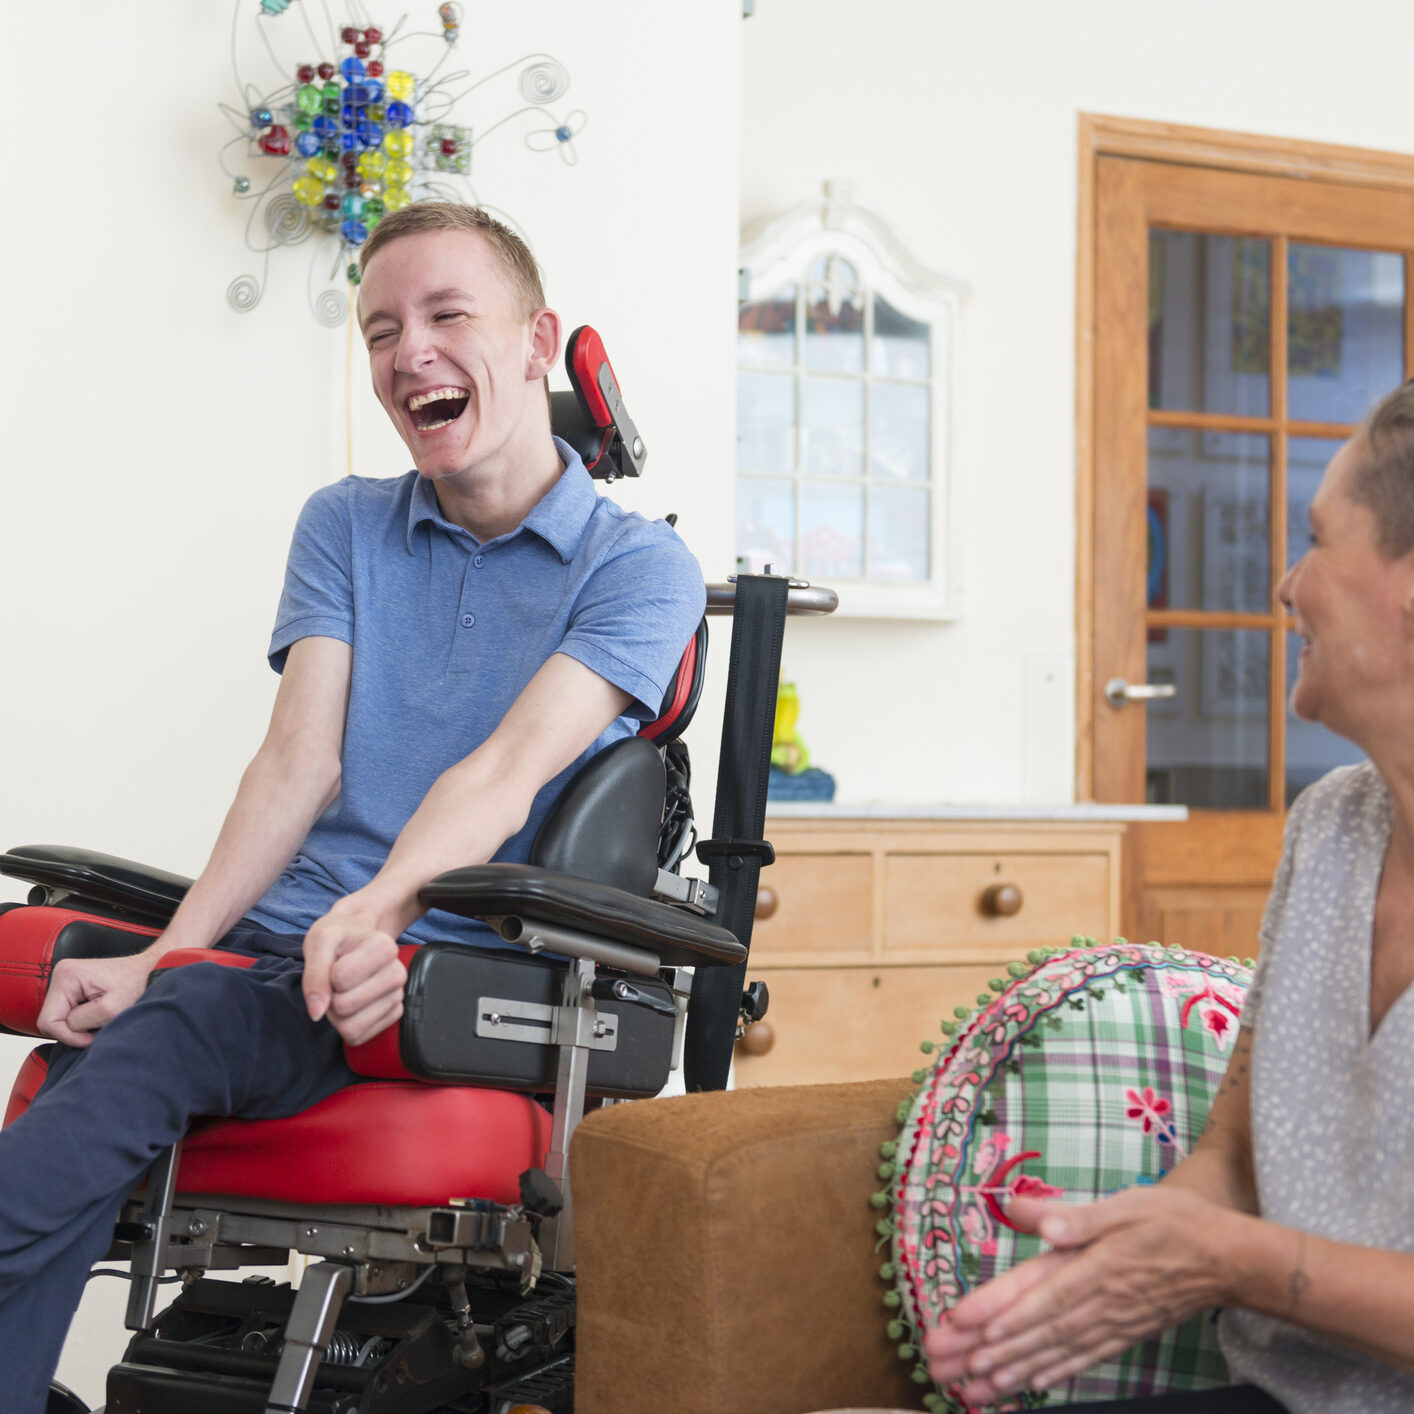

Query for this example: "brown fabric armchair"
[572,1077,921,1414]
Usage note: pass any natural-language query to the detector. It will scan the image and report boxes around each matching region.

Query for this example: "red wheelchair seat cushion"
[7,1047,551,1206]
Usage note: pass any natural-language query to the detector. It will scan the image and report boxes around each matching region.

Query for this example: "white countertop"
[764,801,1187,822]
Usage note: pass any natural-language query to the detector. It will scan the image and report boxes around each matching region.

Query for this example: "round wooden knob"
[738,1021,775,1056]
[981,883,1024,917]
[754,885,778,920]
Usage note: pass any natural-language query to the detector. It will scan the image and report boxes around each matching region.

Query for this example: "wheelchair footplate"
[105,1268,574,1414]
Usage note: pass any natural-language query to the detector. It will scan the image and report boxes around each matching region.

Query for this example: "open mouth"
[407,386,469,432]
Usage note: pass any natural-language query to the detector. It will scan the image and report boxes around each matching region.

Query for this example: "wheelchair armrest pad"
[0,845,191,926]
[420,864,745,969]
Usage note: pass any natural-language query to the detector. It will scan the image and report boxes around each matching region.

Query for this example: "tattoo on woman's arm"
[1201,1026,1254,1137]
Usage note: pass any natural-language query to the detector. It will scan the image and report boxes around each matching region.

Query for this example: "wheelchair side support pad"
[348,941,678,1100]
[684,573,790,1092]
[0,905,160,1033]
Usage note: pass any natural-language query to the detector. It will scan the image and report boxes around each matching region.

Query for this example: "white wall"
[741,0,1414,806]
[1,1,740,1402]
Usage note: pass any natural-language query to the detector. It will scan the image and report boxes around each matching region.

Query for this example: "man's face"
[358,229,545,484]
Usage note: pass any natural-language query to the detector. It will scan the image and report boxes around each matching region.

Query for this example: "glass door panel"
[1148,231,1271,415]
[1286,246,1404,424]
[1145,628,1270,809]
[1146,429,1270,613]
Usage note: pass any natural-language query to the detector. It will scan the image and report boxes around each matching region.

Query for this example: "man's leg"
[0,952,355,1413]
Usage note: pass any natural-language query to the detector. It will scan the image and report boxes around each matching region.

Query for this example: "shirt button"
[474,555,485,568]
[461,613,476,628]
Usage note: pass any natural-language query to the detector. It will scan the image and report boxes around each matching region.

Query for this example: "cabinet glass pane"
[805,257,864,372]
[1145,628,1269,809]
[1287,436,1343,570]
[871,295,930,378]
[737,372,794,473]
[801,482,863,579]
[1284,631,1366,806]
[1148,230,1270,416]
[801,376,863,477]
[737,477,795,575]
[868,485,929,580]
[870,382,929,481]
[738,286,796,369]
[1147,429,1270,613]
[1287,245,1404,425]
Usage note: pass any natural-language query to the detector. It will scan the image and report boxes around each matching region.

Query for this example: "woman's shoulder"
[1288,759,1387,847]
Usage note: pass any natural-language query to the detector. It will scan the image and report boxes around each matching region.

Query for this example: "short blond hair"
[359,201,546,319]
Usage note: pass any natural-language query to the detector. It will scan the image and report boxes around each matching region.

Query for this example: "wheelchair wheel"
[45,1382,89,1414]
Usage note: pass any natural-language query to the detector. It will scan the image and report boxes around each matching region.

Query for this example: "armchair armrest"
[420,864,745,970]
[0,845,190,927]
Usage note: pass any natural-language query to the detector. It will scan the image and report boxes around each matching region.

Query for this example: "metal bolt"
[343,1245,356,1257]
[509,1251,527,1269]
[188,1217,208,1237]
[488,1012,500,1025]
[631,436,644,459]
[305,1227,319,1238]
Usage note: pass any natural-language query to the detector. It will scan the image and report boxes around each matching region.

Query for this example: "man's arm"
[301,651,633,1045]
[38,636,352,1046]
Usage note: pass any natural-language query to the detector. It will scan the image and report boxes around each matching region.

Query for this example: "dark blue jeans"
[0,924,356,1414]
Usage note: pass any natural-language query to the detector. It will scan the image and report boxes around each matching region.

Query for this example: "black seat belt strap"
[683,573,790,1092]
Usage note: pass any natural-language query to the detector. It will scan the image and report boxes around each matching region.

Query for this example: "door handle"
[1104,677,1177,710]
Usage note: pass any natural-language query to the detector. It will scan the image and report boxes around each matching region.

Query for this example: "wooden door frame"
[1074,114,1414,799]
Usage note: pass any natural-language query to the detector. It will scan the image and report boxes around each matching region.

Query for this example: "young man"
[0,202,704,1412]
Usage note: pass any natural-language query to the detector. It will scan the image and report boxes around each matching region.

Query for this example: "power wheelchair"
[0,330,837,1414]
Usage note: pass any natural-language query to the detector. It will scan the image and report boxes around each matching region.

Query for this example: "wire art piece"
[219,0,584,323]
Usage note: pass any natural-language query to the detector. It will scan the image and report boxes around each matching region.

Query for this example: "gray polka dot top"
[1219,761,1414,1412]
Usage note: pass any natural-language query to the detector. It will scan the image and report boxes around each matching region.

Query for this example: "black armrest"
[0,846,191,927]
[420,864,744,969]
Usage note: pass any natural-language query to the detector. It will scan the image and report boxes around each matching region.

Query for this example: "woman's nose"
[1275,558,1298,611]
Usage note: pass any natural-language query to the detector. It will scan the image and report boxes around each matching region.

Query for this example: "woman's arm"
[925,1020,1414,1401]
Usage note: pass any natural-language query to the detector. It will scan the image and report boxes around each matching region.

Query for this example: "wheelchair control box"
[401,942,675,1100]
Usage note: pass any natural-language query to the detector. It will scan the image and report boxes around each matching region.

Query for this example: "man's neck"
[430,431,565,543]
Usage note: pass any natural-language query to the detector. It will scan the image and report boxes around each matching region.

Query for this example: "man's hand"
[37,952,157,1048]
[923,1187,1244,1402]
[302,904,407,1047]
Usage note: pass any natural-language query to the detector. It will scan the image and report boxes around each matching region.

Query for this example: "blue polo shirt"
[243,438,705,947]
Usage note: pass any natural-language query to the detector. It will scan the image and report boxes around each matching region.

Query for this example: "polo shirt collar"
[404,437,597,562]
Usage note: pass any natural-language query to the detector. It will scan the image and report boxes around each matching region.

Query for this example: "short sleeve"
[1243,784,1311,1028]
[556,523,706,720]
[268,482,356,673]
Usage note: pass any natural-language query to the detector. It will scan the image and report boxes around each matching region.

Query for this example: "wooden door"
[1088,149,1414,952]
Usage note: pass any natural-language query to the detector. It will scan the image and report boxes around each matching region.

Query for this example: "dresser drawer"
[748,851,873,959]
[883,850,1112,961]
[732,964,1002,1088]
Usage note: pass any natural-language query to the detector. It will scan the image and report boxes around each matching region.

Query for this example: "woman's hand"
[924,1186,1245,1403]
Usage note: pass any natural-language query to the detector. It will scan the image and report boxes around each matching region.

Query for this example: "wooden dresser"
[732,816,1127,1087]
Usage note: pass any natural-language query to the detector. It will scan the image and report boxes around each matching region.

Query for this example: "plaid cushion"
[880,941,1253,1412]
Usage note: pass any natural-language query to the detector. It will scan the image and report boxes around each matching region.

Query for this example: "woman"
[925,381,1414,1413]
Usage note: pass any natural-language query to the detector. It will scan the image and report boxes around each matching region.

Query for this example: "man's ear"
[526,307,561,383]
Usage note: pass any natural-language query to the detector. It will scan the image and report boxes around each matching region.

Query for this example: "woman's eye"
[434,311,463,322]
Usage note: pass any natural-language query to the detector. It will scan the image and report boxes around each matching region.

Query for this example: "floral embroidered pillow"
[874,940,1253,1412]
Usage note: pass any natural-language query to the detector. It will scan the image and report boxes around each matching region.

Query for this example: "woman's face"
[1278,437,1413,744]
